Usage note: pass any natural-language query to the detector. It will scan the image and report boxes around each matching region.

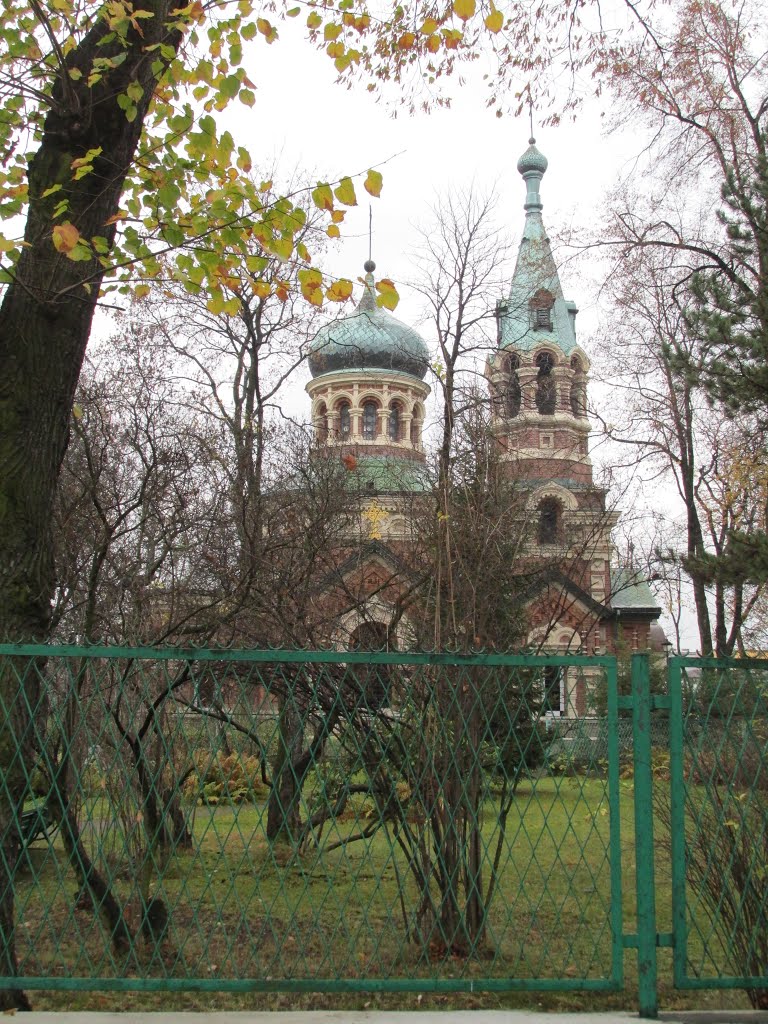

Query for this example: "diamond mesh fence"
[668,657,768,1006]
[0,646,624,994]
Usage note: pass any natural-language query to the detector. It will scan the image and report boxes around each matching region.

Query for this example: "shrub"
[183,751,268,806]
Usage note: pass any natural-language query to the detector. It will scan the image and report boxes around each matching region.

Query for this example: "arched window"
[542,665,564,716]
[538,497,562,545]
[570,382,586,417]
[388,403,401,440]
[535,351,556,415]
[506,353,521,418]
[315,402,328,443]
[363,401,378,440]
[570,355,583,373]
[410,407,421,446]
[349,621,394,709]
[338,401,351,438]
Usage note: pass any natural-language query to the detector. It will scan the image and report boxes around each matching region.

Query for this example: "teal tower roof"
[498,138,579,355]
[308,261,430,380]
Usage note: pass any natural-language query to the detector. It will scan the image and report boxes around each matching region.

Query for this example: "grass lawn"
[11,773,755,1014]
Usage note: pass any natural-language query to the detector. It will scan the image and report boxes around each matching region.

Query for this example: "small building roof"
[610,567,662,615]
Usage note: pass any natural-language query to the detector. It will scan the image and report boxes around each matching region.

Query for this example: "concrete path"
[17,1011,768,1023]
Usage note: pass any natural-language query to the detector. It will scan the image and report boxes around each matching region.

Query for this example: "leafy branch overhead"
[0,1,399,312]
[0,0,639,314]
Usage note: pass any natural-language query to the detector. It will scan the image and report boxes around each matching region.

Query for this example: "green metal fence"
[1,646,623,998]
[667,655,768,1006]
[1,645,766,1015]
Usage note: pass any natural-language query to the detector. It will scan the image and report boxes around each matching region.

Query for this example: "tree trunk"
[0,7,181,1006]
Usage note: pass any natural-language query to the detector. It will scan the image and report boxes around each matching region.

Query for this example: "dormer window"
[535,306,552,329]
[530,288,554,331]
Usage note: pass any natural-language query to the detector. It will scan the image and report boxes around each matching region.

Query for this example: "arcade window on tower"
[388,403,401,440]
[363,401,378,440]
[535,351,557,415]
[339,402,351,438]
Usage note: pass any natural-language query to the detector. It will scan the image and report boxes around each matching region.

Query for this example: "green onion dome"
[308,261,429,381]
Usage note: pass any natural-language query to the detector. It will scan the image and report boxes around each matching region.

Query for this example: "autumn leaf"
[326,278,353,301]
[397,31,415,48]
[326,224,340,238]
[426,33,441,52]
[420,17,439,33]
[299,267,324,305]
[376,278,399,310]
[257,17,277,42]
[52,223,80,254]
[306,11,322,29]
[342,453,357,471]
[334,176,357,206]
[312,183,334,211]
[485,4,503,31]
[104,211,127,226]
[452,0,475,19]
[363,169,383,197]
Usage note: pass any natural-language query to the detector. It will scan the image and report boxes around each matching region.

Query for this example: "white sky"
[219,21,698,648]
[95,18,698,647]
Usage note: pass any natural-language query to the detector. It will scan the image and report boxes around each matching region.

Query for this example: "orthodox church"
[305,138,661,715]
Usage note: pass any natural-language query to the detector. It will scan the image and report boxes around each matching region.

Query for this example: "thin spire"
[528,95,534,141]
[368,205,373,264]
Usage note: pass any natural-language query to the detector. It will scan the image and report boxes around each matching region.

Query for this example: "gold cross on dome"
[362,501,388,540]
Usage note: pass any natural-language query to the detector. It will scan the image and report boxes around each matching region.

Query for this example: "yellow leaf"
[420,17,439,33]
[426,33,440,51]
[333,176,357,207]
[52,223,80,254]
[324,22,342,39]
[376,278,399,311]
[0,236,17,252]
[452,0,475,18]
[252,280,271,298]
[299,267,324,305]
[312,182,334,211]
[104,211,127,226]
[257,17,276,41]
[397,31,415,48]
[327,278,353,302]
[363,169,383,197]
[306,11,322,29]
[134,284,150,298]
[331,209,345,224]
[485,5,503,31]
[326,224,340,238]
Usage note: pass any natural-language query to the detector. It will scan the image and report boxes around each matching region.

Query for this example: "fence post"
[632,652,658,1018]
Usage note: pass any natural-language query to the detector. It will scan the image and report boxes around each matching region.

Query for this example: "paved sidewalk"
[17,1011,768,1023]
